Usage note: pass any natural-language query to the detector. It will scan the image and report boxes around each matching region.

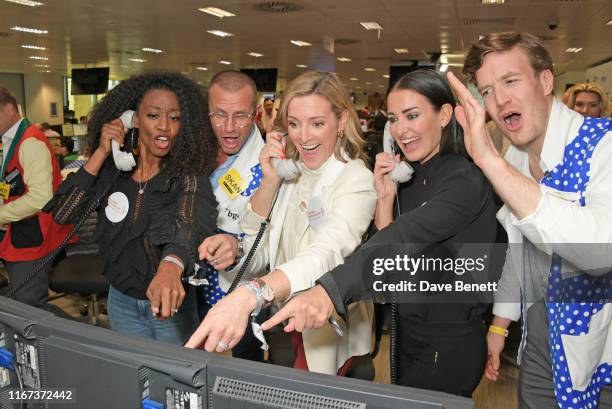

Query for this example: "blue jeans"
[107,285,198,345]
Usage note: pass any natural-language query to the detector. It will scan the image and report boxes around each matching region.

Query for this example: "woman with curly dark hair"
[46,71,218,344]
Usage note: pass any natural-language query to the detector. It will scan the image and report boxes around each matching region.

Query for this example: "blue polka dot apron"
[202,163,263,305]
[541,117,611,408]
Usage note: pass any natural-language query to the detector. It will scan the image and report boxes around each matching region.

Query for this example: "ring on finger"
[217,341,229,351]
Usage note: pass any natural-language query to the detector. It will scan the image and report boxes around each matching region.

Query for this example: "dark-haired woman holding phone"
[262,70,498,397]
[46,71,218,345]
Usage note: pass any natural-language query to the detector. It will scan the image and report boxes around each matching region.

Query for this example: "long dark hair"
[390,69,467,158]
[87,71,218,176]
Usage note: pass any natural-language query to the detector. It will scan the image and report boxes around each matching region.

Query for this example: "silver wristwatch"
[235,235,245,260]
[241,278,274,316]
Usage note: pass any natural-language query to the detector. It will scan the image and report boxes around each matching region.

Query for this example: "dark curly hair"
[87,71,217,176]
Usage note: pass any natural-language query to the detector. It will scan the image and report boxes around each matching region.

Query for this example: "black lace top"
[46,166,218,299]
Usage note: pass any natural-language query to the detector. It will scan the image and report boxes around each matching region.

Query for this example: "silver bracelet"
[162,255,184,273]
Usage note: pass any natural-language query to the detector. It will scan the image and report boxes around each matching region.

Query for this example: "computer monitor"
[206,354,472,409]
[71,68,110,95]
[61,124,74,137]
[0,297,473,408]
[0,297,209,408]
[240,68,278,92]
[388,63,436,89]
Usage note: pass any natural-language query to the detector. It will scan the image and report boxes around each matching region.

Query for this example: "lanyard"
[1,119,30,177]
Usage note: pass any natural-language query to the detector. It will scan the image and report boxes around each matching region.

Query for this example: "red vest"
[0,123,73,262]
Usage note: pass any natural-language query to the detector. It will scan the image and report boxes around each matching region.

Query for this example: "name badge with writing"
[0,183,10,200]
[218,168,247,199]
[307,196,326,229]
[105,192,129,223]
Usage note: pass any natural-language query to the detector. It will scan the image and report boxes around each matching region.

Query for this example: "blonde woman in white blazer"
[186,71,376,375]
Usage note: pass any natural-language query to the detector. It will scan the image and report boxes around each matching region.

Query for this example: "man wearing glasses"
[196,70,266,361]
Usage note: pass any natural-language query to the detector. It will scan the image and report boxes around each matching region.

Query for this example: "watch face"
[261,285,274,302]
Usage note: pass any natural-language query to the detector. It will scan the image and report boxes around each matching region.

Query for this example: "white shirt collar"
[539,98,584,173]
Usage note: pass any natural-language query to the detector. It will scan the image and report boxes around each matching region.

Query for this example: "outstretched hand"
[261,285,335,333]
[446,72,500,168]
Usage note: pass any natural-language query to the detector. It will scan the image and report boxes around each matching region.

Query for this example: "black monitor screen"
[71,68,110,95]
[388,63,436,89]
[240,68,278,92]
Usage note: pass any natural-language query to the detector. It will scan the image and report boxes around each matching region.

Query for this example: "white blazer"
[238,156,376,374]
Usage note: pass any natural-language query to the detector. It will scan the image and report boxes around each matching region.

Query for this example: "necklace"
[137,179,148,195]
[137,166,151,195]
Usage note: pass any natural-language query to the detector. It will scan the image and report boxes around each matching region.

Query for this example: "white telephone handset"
[270,132,300,180]
[112,110,137,171]
[383,121,413,183]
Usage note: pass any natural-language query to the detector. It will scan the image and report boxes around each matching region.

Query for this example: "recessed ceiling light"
[128,58,146,63]
[607,19,612,26]
[439,64,449,73]
[290,40,312,47]
[28,55,47,60]
[219,60,231,65]
[33,63,49,67]
[360,21,383,30]
[198,7,235,18]
[207,30,234,37]
[39,70,51,73]
[382,74,390,78]
[21,44,46,50]
[355,86,362,89]
[142,47,163,53]
[350,77,358,81]
[565,47,583,53]
[364,67,376,72]
[296,64,307,68]
[365,81,372,85]
[11,26,47,34]
[5,0,43,6]
[247,52,264,58]
[196,66,208,71]
[482,0,504,3]
[378,85,385,88]
[337,57,352,62]
[394,48,409,54]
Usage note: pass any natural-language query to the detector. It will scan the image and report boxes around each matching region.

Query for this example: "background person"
[565,82,610,118]
[0,87,72,307]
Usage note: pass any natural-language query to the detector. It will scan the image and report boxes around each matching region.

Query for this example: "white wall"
[585,60,612,97]
[23,72,64,125]
[0,73,26,114]
[553,71,585,99]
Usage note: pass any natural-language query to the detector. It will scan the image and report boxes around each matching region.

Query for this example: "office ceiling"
[0,0,610,94]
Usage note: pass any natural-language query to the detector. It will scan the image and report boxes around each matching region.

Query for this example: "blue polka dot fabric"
[241,164,262,197]
[202,165,262,306]
[541,116,611,409]
[201,236,227,305]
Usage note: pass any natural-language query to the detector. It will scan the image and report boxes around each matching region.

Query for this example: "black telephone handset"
[383,121,414,183]
[111,110,138,171]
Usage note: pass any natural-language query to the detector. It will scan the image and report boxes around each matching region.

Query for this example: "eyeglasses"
[208,112,253,129]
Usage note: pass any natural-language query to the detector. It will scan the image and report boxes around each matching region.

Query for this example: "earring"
[337,129,344,139]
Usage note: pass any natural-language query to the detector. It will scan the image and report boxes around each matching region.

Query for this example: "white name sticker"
[105,192,129,223]
[307,196,326,229]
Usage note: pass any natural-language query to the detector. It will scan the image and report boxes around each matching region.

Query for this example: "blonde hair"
[566,83,610,118]
[275,71,367,163]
